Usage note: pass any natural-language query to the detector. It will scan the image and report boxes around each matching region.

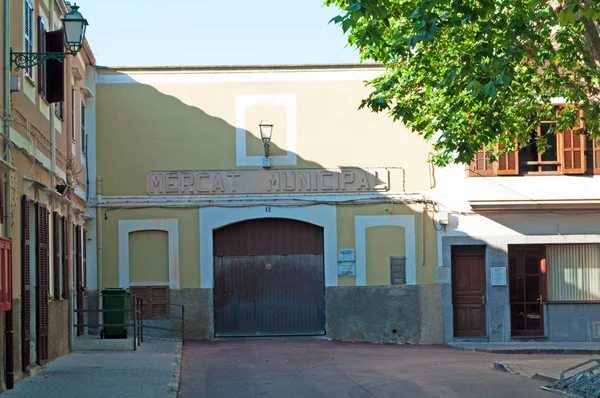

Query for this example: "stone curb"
[451,346,600,355]
[167,342,183,398]
[493,361,560,386]
[531,373,559,385]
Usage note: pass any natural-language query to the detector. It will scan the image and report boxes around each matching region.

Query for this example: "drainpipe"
[49,1,55,188]
[96,176,102,291]
[4,0,14,390]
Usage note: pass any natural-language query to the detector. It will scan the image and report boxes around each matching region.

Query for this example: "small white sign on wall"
[338,248,355,261]
[491,267,507,286]
[338,262,356,277]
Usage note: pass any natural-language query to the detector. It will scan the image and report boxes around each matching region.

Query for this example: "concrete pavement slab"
[3,338,181,398]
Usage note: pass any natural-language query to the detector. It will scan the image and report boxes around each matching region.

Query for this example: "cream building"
[91,64,443,343]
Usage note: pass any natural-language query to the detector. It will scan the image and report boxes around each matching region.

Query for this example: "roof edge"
[96,62,384,73]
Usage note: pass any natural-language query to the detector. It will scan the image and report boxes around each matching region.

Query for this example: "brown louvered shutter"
[150,286,170,317]
[62,217,69,299]
[53,212,60,297]
[593,139,600,174]
[130,286,170,320]
[36,203,49,364]
[45,30,64,103]
[497,142,519,175]
[76,225,83,336]
[468,149,495,176]
[562,129,586,174]
[21,196,31,372]
[37,17,46,97]
[130,286,149,320]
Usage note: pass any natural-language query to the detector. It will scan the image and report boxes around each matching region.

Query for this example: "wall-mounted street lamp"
[11,4,88,70]
[259,120,274,168]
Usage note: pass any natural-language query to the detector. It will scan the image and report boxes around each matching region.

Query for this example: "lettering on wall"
[146,169,389,195]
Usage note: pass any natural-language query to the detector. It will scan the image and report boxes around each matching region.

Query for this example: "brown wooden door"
[36,203,50,365]
[452,247,486,337]
[21,196,31,372]
[75,225,83,336]
[213,218,325,337]
[509,246,546,336]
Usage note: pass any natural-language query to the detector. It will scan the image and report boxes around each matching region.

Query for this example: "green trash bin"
[102,288,131,339]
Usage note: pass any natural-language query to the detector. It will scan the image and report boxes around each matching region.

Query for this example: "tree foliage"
[325,0,600,165]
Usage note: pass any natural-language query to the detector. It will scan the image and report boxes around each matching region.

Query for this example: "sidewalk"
[3,338,182,398]
[450,342,600,355]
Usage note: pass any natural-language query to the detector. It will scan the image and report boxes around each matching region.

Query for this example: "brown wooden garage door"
[213,218,325,337]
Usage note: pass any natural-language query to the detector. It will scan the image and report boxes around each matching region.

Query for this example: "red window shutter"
[62,217,69,299]
[0,238,12,311]
[53,212,60,297]
[561,129,586,174]
[45,30,64,104]
[36,203,49,364]
[468,149,496,176]
[21,196,31,372]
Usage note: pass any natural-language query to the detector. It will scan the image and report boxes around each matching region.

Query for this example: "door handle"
[536,294,543,302]
[480,295,486,305]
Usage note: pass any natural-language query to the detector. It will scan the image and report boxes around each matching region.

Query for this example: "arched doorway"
[213,218,325,336]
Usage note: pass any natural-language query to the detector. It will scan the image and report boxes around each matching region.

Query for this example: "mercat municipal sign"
[147,168,389,195]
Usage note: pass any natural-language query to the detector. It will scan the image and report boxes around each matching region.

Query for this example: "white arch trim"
[118,219,180,289]
[199,206,338,288]
[355,215,417,286]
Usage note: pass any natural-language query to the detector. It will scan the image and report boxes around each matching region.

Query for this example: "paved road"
[179,339,557,398]
[3,338,181,398]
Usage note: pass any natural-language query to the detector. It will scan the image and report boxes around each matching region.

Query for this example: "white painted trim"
[118,219,180,289]
[199,205,337,288]
[97,69,383,85]
[75,186,86,201]
[10,127,67,181]
[235,94,297,167]
[96,192,430,207]
[355,215,417,286]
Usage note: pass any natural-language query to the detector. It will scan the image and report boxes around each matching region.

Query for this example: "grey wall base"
[325,285,443,345]
[168,286,444,344]
[441,235,600,343]
[171,288,213,340]
[547,304,600,342]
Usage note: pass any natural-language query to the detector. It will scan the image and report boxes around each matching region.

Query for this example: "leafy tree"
[325,0,600,165]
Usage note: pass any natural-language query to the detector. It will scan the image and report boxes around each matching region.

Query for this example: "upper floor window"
[37,17,46,99]
[469,113,595,177]
[71,86,75,141]
[55,101,64,120]
[24,0,34,78]
[81,102,86,155]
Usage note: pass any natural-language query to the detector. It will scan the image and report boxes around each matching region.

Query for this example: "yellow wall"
[101,203,438,290]
[336,203,438,285]
[101,208,199,289]
[366,225,406,285]
[129,230,169,283]
[96,71,432,196]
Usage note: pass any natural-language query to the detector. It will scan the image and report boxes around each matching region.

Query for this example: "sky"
[72,0,360,67]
